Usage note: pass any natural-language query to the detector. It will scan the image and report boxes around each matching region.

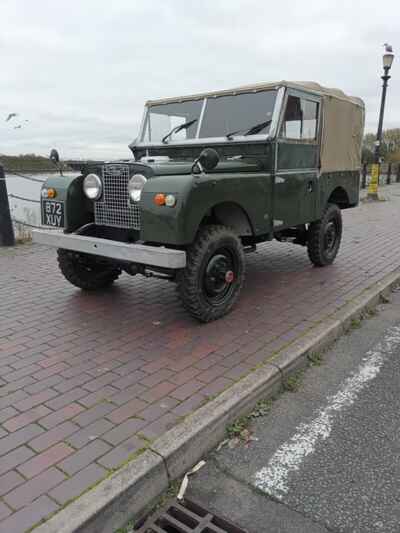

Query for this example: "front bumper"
[32,230,186,269]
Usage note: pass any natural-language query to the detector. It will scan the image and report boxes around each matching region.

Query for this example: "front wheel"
[177,225,245,322]
[307,203,342,267]
[57,249,121,290]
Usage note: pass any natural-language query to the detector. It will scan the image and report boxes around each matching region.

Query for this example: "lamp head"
[383,43,394,70]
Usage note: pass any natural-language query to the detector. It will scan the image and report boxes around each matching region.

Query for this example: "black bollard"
[361,163,367,189]
[0,165,15,246]
[387,163,392,185]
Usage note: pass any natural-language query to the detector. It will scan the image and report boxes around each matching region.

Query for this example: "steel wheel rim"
[324,220,338,254]
[203,248,237,306]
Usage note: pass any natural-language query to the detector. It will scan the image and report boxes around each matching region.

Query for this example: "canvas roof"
[146,80,364,108]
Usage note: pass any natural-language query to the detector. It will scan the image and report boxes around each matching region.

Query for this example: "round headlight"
[128,174,147,202]
[165,194,176,207]
[83,173,102,200]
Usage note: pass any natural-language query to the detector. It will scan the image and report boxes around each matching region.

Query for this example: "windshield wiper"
[226,119,272,140]
[162,118,198,144]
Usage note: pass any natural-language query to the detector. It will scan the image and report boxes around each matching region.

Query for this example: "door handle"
[307,181,313,193]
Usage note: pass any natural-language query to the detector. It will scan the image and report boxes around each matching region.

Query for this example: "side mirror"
[192,148,220,174]
[49,148,63,176]
[50,149,60,165]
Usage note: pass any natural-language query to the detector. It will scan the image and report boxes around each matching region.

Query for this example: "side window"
[280,95,319,141]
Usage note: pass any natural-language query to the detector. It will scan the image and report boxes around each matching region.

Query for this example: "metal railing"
[1,168,46,183]
[8,193,40,203]
[0,165,62,245]
[0,167,44,216]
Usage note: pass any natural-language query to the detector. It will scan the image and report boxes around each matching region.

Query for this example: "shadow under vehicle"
[33,81,365,322]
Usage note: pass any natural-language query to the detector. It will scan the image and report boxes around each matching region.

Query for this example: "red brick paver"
[1,186,400,530]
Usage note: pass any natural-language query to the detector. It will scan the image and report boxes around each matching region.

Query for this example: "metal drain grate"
[137,499,247,533]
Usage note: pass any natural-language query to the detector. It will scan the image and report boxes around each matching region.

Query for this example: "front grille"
[94,164,141,230]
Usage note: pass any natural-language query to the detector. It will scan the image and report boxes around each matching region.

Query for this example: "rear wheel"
[57,249,121,290]
[177,225,245,322]
[307,203,342,266]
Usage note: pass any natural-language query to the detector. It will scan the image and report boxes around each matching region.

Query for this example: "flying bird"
[14,125,22,129]
[6,113,18,122]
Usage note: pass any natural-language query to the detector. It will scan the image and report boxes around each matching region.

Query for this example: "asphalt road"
[186,290,400,533]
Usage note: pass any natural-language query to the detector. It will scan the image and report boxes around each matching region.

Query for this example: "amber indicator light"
[154,193,166,206]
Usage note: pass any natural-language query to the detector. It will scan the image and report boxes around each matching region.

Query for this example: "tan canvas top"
[146,80,364,108]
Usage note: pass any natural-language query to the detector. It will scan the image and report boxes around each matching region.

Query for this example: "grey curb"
[35,269,400,533]
[34,450,168,533]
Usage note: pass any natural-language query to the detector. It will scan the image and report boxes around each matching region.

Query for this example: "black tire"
[177,225,245,322]
[57,249,121,290]
[307,203,342,267]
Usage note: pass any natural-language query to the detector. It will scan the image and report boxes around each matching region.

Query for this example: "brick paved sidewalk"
[0,185,400,532]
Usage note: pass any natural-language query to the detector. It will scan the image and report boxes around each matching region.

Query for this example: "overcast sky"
[1,0,399,159]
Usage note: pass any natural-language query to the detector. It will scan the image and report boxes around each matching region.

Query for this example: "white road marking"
[253,325,400,499]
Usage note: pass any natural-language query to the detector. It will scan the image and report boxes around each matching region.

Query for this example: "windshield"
[141,89,278,143]
[141,100,203,143]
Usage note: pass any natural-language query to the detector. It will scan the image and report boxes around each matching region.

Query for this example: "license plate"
[42,201,64,227]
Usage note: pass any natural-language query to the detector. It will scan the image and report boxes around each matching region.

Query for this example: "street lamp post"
[368,44,395,200]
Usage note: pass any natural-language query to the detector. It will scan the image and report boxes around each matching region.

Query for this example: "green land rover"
[33,81,365,322]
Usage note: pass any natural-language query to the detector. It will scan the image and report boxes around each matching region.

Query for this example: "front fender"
[41,175,93,232]
[140,175,194,244]
[141,171,273,245]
